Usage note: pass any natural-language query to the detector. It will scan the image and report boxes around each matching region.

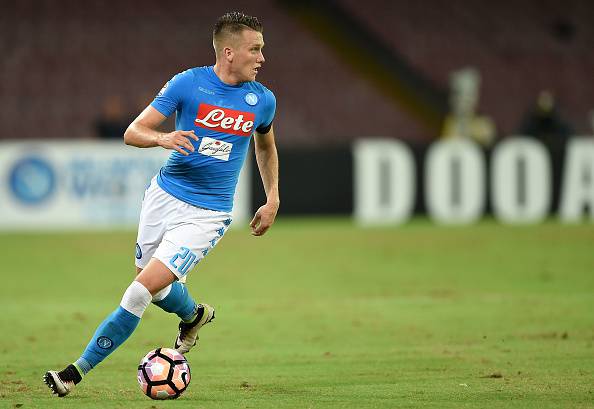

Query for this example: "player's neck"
[213,64,242,86]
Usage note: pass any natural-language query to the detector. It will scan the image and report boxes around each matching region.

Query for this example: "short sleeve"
[256,89,276,134]
[150,70,193,118]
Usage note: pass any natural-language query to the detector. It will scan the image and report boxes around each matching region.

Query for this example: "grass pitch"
[1,218,593,408]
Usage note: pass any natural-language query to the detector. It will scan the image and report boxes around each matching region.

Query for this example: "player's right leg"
[43,259,176,397]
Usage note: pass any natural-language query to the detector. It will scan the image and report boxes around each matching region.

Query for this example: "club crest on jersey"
[244,92,258,106]
[195,103,255,137]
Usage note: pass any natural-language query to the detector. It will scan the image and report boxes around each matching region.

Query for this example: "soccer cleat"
[174,303,215,354]
[43,370,76,397]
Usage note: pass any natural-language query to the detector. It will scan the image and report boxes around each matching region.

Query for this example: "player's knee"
[151,284,172,302]
[120,281,152,318]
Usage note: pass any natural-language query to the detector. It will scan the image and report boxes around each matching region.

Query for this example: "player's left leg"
[135,266,216,355]
[134,179,206,328]
[150,208,232,354]
[43,260,176,397]
[142,268,200,323]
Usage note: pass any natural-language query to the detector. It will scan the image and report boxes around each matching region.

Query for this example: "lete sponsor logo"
[198,137,233,161]
[194,103,255,137]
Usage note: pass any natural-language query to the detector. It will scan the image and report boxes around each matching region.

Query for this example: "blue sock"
[153,282,197,322]
[77,306,141,373]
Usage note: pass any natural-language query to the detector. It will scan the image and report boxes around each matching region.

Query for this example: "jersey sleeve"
[256,89,276,134]
[150,70,193,117]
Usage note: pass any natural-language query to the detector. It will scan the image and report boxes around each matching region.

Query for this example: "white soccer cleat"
[43,370,75,397]
[174,303,215,354]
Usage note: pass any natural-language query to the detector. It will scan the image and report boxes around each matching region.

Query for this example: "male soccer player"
[44,11,279,397]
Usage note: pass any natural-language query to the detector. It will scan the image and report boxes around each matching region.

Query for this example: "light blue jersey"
[150,66,276,212]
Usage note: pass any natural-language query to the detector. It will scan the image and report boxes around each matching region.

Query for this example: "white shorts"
[135,177,232,280]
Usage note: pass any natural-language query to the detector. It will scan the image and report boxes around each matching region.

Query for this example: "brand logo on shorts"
[97,336,113,349]
[198,137,233,161]
[135,243,142,260]
[194,103,255,137]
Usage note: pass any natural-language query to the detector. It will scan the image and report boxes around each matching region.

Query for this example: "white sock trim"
[120,281,152,318]
[151,284,172,302]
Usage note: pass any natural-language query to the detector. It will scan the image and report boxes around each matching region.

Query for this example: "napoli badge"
[244,92,258,106]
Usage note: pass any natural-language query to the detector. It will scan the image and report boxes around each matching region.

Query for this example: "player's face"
[232,29,265,82]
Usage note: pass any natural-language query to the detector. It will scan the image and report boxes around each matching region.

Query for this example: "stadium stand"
[1,0,592,144]
[0,0,425,145]
[339,0,594,137]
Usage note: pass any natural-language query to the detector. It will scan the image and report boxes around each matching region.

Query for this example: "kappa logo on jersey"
[157,81,169,97]
[198,136,233,161]
[194,103,255,137]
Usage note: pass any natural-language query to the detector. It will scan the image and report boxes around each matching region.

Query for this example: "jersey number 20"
[169,247,197,275]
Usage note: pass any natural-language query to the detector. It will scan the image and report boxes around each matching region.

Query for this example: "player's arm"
[250,125,280,236]
[124,106,198,156]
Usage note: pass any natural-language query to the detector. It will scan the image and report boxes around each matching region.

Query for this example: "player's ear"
[223,47,233,62]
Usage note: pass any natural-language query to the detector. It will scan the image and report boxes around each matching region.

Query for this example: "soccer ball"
[137,348,191,399]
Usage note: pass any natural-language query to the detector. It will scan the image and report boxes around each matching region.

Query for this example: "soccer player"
[44,11,279,397]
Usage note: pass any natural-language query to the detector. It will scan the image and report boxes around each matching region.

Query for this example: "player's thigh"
[135,177,177,270]
[153,209,232,280]
[135,258,177,295]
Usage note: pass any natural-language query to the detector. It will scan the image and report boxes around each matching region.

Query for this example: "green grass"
[0,218,593,408]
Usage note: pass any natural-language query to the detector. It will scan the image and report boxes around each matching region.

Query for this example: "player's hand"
[250,201,279,236]
[157,130,199,156]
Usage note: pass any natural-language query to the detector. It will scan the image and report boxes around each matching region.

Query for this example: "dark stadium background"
[1,0,592,217]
